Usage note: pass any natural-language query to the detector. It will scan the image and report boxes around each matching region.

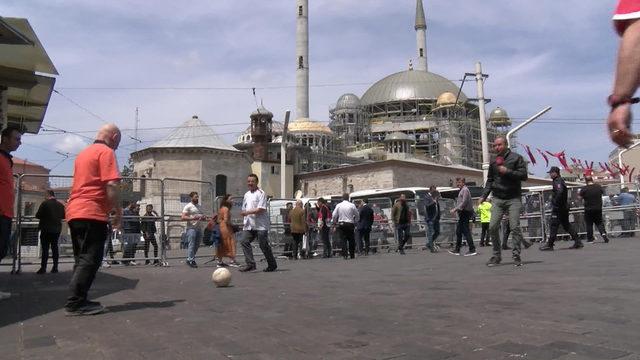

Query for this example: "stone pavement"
[1,238,640,360]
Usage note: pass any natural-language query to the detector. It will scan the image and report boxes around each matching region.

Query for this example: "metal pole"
[617,141,640,185]
[506,106,552,148]
[475,62,490,183]
[159,179,167,266]
[13,175,23,274]
[281,110,291,198]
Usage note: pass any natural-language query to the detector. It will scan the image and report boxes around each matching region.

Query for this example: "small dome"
[335,93,361,110]
[436,92,458,107]
[288,118,333,135]
[489,107,511,126]
[384,132,415,142]
[251,105,273,118]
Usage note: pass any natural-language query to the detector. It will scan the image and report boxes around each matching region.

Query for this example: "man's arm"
[106,180,122,229]
[481,166,495,201]
[504,156,529,181]
[35,202,45,220]
[609,19,640,146]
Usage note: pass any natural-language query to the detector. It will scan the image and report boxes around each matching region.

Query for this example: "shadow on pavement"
[107,299,185,314]
[0,271,139,328]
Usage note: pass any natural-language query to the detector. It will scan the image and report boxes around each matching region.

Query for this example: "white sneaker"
[0,291,11,300]
[130,261,138,266]
[102,261,111,268]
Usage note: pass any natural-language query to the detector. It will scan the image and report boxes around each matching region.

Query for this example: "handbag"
[302,234,309,251]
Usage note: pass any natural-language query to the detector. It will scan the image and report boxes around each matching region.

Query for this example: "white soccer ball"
[212,268,232,287]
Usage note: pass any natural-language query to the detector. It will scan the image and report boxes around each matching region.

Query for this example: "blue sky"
[2,0,622,176]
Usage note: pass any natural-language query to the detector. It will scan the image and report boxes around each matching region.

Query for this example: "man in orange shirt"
[64,124,122,316]
[0,125,22,300]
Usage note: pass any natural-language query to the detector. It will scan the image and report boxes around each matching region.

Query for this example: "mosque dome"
[251,104,273,118]
[335,93,361,110]
[489,107,511,127]
[361,70,467,106]
[384,132,415,142]
[288,118,333,135]
[435,92,458,107]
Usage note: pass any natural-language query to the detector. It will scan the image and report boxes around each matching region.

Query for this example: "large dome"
[361,70,467,106]
[335,93,361,110]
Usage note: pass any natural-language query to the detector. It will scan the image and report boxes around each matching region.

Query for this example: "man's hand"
[240,210,248,217]
[608,104,633,147]
[497,165,508,175]
[449,208,457,215]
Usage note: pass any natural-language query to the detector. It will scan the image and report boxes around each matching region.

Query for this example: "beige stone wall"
[298,168,396,197]
[393,168,483,188]
[202,153,251,197]
[250,162,294,198]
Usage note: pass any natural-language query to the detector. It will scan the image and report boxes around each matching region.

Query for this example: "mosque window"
[298,5,303,16]
[420,48,424,57]
[298,56,304,69]
[215,175,227,197]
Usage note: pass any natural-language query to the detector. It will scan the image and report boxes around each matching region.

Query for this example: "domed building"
[329,93,367,148]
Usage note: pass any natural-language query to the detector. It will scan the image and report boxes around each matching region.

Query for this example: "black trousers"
[455,210,475,252]
[396,223,410,251]
[291,233,303,259]
[320,226,332,257]
[143,233,158,259]
[66,220,108,309]
[548,208,579,247]
[479,223,490,245]
[40,231,60,270]
[338,223,356,259]
[584,209,607,241]
[0,215,11,261]
[357,228,371,254]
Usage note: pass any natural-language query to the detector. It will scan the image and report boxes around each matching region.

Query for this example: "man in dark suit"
[357,199,375,255]
[35,190,65,274]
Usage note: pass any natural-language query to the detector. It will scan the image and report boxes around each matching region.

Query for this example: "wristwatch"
[607,94,640,110]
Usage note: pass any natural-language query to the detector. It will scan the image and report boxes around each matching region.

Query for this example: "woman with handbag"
[216,195,240,267]
[289,200,307,260]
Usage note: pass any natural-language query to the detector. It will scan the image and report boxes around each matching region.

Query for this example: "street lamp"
[617,140,640,185]
[506,106,552,148]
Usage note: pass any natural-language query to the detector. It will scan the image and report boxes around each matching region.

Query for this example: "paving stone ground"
[1,238,639,359]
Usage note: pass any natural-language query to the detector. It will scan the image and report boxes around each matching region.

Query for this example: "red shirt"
[614,0,640,34]
[0,151,14,218]
[66,142,120,222]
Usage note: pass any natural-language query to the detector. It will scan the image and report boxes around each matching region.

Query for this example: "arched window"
[215,174,227,197]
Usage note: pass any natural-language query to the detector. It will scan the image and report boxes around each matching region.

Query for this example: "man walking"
[122,202,141,266]
[482,136,530,267]
[424,185,441,253]
[141,204,160,265]
[65,123,122,315]
[317,198,332,258]
[357,199,374,255]
[332,193,359,259]
[182,192,205,268]
[392,194,412,255]
[477,197,492,247]
[540,167,582,250]
[239,174,277,272]
[449,178,476,256]
[35,190,65,274]
[579,176,610,244]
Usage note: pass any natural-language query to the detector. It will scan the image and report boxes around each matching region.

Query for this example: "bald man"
[64,124,122,316]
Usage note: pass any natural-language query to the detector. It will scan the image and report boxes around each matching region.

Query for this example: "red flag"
[537,148,549,167]
[545,150,572,173]
[521,144,536,165]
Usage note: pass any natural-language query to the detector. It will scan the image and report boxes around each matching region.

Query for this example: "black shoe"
[539,244,554,251]
[153,260,161,265]
[486,256,501,267]
[263,266,277,272]
[239,264,256,272]
[36,268,45,274]
[513,255,522,267]
[50,268,58,274]
[111,260,120,265]
[65,301,106,316]
[603,236,610,243]
[186,260,198,268]
[145,260,151,265]
[569,242,584,249]
[522,239,532,249]
[399,249,406,255]
[502,246,512,250]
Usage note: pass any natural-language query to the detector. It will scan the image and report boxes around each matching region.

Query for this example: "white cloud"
[55,134,87,155]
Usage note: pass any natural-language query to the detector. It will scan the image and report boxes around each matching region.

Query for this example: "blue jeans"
[396,223,410,250]
[185,228,203,261]
[425,219,440,248]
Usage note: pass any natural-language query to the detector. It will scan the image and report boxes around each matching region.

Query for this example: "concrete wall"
[251,161,294,198]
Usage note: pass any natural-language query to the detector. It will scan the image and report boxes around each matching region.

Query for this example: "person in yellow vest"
[477,198,492,247]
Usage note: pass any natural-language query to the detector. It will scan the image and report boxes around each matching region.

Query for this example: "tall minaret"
[296,0,309,119]
[415,0,428,72]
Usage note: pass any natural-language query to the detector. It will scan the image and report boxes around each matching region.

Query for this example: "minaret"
[296,0,309,119]
[415,0,428,72]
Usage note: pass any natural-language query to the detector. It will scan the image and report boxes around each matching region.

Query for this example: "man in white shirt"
[181,191,205,268]
[332,193,360,259]
[239,174,277,272]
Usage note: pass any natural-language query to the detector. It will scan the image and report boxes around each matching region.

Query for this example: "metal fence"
[6,175,640,273]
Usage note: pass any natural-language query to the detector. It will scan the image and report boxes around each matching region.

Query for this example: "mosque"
[132,0,522,198]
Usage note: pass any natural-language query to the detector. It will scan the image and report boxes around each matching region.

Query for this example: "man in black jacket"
[424,186,441,253]
[35,190,65,274]
[579,176,610,244]
[356,199,374,255]
[540,167,582,250]
[122,202,141,265]
[481,137,530,267]
[140,204,160,265]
